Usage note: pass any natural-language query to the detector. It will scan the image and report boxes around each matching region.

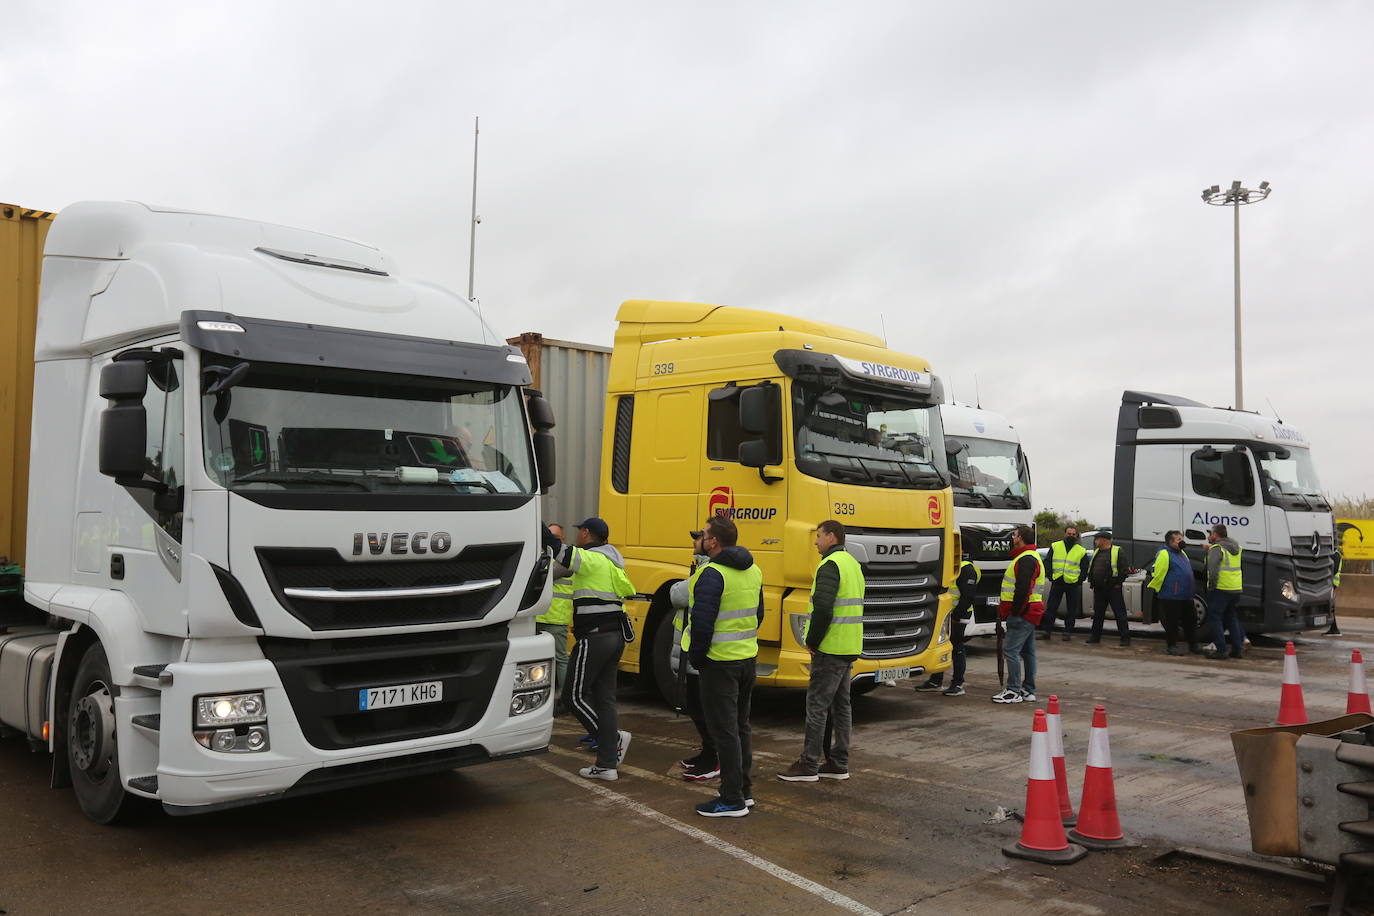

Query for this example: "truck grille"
[960,525,1016,562]
[1289,534,1336,592]
[257,545,522,631]
[259,626,509,750]
[860,567,940,659]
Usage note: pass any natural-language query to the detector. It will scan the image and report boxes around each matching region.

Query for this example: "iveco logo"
[352,531,453,556]
[875,544,912,556]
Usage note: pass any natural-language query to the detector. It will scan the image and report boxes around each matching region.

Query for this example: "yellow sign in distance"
[1337,519,1374,561]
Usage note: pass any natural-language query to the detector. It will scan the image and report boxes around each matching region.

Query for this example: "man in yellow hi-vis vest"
[779,520,865,782]
[688,516,764,818]
[536,523,573,711]
[1204,523,1246,660]
[547,517,636,780]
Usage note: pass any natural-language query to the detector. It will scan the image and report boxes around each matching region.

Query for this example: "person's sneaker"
[777,759,820,782]
[1062,633,1072,642]
[1230,652,1245,660]
[1020,691,1036,703]
[943,684,965,697]
[1166,646,1185,656]
[1206,650,1229,660]
[696,797,749,817]
[818,760,850,780]
[992,689,1023,704]
[679,752,704,769]
[744,796,755,808]
[914,679,942,692]
[1119,639,1132,647]
[579,765,617,781]
[1084,637,1101,645]
[682,763,720,781]
[1188,644,1206,655]
[616,730,631,767]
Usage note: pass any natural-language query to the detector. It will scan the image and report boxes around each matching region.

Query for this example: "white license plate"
[874,666,911,686]
[359,680,443,711]
[1312,616,1328,627]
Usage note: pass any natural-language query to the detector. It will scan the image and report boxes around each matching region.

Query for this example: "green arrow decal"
[426,438,459,465]
[250,429,266,464]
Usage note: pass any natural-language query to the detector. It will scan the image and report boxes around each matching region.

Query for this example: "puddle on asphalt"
[1140,752,1206,765]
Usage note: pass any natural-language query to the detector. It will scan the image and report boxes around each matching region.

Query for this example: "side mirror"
[739,439,769,469]
[1185,529,1207,541]
[945,438,965,456]
[98,361,150,483]
[1221,450,1252,503]
[533,430,556,493]
[739,384,777,435]
[526,394,556,431]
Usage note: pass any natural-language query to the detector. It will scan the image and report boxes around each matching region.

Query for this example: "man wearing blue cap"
[546,518,636,780]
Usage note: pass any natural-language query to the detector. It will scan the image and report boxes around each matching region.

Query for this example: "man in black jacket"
[915,555,979,696]
[1085,531,1131,646]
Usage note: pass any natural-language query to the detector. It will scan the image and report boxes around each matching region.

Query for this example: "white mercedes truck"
[940,404,1033,637]
[0,201,557,822]
[1103,391,1336,634]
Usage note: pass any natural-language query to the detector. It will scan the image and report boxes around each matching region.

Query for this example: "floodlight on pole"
[1200,179,1272,411]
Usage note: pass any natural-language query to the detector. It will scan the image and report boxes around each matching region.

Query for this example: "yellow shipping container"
[0,204,55,569]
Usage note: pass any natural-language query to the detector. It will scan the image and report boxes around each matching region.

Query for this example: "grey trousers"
[536,622,569,706]
[802,652,853,771]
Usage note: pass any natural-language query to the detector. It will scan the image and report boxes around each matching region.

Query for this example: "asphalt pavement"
[2,619,1370,915]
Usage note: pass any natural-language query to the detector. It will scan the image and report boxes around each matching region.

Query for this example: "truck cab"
[940,404,1033,637]
[1108,390,1335,633]
[2,201,555,822]
[598,301,957,697]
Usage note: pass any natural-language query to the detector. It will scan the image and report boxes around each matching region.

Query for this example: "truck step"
[131,664,171,687]
[126,775,159,796]
[131,713,161,733]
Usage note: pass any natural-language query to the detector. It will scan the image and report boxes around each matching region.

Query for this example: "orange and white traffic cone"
[1046,695,1075,826]
[1068,705,1128,850]
[1003,709,1087,864]
[1276,641,1308,726]
[1348,649,1372,716]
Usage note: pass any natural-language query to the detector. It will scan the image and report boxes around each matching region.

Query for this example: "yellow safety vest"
[951,560,981,606]
[805,549,866,656]
[1000,551,1048,605]
[537,570,574,626]
[1050,540,1087,584]
[1334,555,1342,589]
[567,547,635,613]
[688,562,763,661]
[1213,543,1242,592]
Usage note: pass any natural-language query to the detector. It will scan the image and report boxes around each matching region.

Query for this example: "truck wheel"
[651,617,677,706]
[1193,595,1209,636]
[67,643,132,824]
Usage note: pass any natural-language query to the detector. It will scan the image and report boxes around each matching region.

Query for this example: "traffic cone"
[1276,641,1308,726]
[1069,705,1127,850]
[1046,695,1075,826]
[1348,649,1372,715]
[1003,709,1087,864]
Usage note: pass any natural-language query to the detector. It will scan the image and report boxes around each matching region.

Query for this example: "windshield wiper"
[233,470,372,491]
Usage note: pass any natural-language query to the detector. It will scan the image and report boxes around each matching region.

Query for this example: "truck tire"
[1193,594,1209,637]
[67,643,132,824]
[651,616,677,707]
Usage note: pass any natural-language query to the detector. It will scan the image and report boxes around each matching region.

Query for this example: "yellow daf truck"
[545,300,957,699]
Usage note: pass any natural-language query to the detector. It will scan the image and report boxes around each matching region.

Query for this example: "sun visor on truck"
[774,349,943,404]
[180,311,533,386]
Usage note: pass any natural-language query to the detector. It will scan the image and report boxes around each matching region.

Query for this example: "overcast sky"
[7,1,1371,521]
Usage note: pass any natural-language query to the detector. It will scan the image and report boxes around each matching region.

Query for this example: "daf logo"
[875,544,912,556]
[352,531,452,556]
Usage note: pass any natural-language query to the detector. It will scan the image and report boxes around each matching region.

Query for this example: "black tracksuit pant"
[1158,598,1198,647]
[569,630,624,769]
[684,673,717,766]
[699,658,755,805]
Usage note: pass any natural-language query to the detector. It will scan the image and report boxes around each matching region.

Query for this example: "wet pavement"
[1,618,1370,915]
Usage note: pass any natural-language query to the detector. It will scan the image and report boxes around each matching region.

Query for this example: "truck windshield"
[945,437,1030,509]
[792,382,946,489]
[1257,448,1329,511]
[201,359,534,496]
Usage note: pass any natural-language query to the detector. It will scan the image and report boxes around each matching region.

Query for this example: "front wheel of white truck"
[67,643,133,824]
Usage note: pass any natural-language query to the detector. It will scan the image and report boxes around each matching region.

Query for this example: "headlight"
[938,612,952,644]
[194,692,267,728]
[514,660,552,690]
[1280,579,1297,602]
[789,613,810,647]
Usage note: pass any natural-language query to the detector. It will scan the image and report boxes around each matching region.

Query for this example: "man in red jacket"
[993,525,1046,704]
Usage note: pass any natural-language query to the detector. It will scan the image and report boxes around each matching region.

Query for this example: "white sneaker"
[992,689,1024,704]
[616,730,631,767]
[1021,692,1037,703]
[579,765,618,781]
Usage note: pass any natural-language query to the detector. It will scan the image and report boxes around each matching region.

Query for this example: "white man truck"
[0,201,556,822]
[1100,390,1336,634]
[940,404,1033,637]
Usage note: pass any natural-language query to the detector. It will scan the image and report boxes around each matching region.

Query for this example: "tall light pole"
[1201,179,1271,410]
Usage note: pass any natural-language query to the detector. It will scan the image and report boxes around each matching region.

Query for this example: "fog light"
[212,729,236,751]
[246,727,268,750]
[510,687,551,717]
[1280,579,1297,602]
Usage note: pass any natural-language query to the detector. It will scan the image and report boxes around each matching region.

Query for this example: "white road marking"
[529,757,883,916]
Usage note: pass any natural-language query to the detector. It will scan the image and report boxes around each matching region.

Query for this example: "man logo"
[928,496,942,525]
[709,486,733,517]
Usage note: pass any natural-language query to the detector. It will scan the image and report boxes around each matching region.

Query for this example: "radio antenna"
[879,313,888,345]
[1266,396,1284,424]
[466,115,487,342]
[975,374,982,409]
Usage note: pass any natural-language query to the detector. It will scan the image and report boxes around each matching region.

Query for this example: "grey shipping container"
[508,333,611,529]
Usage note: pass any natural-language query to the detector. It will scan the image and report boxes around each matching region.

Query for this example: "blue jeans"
[1003,616,1037,694]
[1206,591,1245,656]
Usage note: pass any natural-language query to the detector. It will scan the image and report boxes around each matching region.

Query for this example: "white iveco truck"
[1103,391,1335,634]
[940,404,1033,637]
[0,202,557,822]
